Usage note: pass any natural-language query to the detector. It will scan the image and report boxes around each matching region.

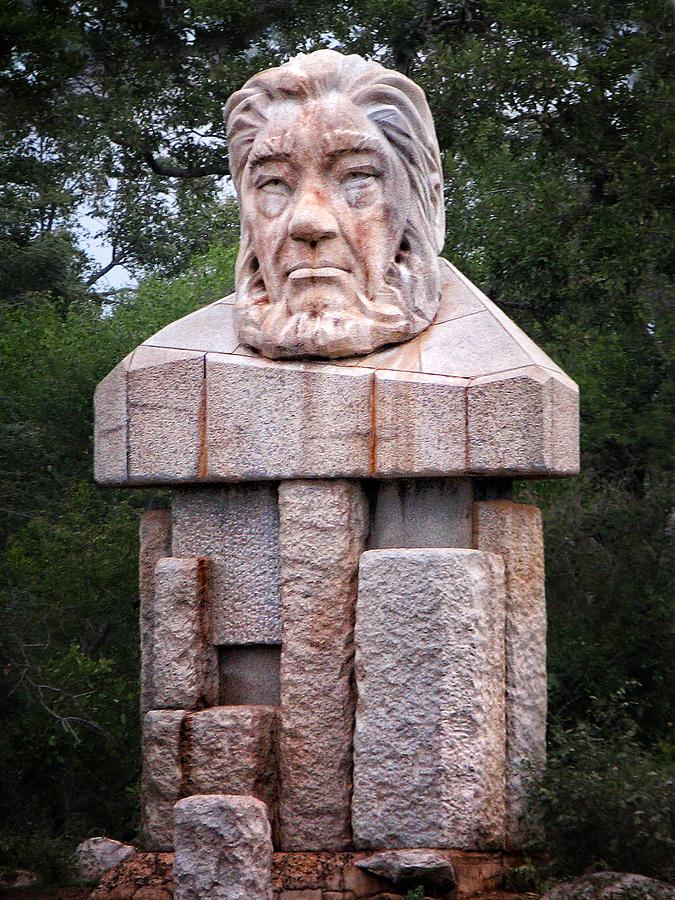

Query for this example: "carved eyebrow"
[321,131,384,158]
[248,135,294,168]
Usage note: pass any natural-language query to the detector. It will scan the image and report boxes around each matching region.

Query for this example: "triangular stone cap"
[94,260,579,484]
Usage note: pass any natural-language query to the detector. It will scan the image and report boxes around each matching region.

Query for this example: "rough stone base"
[89,850,526,898]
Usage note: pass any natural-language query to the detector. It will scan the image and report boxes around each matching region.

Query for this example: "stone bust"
[224,49,445,359]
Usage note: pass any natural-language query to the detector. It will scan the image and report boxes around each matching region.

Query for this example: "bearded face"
[233,96,441,359]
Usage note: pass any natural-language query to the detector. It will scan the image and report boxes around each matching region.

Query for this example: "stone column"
[174,794,273,900]
[353,548,506,850]
[473,500,546,848]
[277,479,369,850]
[145,557,218,710]
[139,509,171,714]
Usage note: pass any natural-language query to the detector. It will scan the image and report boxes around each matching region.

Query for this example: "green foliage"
[523,692,675,882]
[405,887,425,900]
[0,244,236,876]
[503,858,546,894]
[520,475,675,745]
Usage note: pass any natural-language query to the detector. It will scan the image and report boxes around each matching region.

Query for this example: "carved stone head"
[225,49,445,359]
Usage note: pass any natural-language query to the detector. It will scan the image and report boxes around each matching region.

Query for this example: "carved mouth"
[287,264,351,279]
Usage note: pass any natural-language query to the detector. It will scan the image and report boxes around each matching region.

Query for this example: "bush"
[524,691,675,882]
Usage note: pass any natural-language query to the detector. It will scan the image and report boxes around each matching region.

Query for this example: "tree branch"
[143,150,230,179]
[86,251,128,286]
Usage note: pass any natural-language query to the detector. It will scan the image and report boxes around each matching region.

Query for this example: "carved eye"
[343,171,377,188]
[259,177,290,196]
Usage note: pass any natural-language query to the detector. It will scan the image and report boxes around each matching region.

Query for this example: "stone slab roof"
[94,259,579,484]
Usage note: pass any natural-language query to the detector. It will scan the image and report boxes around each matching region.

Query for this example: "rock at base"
[173,794,273,900]
[355,849,456,892]
[71,836,135,881]
[542,871,675,900]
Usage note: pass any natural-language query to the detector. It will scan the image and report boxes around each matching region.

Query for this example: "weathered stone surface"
[93,353,131,484]
[373,371,467,475]
[144,296,238,355]
[141,706,279,851]
[353,548,506,850]
[369,478,472,549]
[278,891,322,900]
[127,346,205,482]
[139,510,172,715]
[89,849,522,899]
[225,50,444,360]
[171,486,281,645]
[278,480,369,850]
[206,354,372,479]
[148,557,217,710]
[174,794,273,900]
[541,872,675,900]
[271,853,344,892]
[473,500,546,848]
[71,837,135,881]
[219,644,281,705]
[355,850,456,892]
[420,308,532,378]
[180,706,278,837]
[89,851,174,900]
[95,261,579,484]
[142,710,183,851]
[467,366,579,475]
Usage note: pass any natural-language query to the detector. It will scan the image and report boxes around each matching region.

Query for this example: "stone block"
[419,309,532,378]
[369,478,472,549]
[343,864,391,896]
[279,892,322,900]
[144,297,238,355]
[434,260,486,323]
[271,852,343,892]
[353,548,506,850]
[373,371,467,475]
[71,837,135,881]
[356,850,456,893]
[179,706,278,836]
[206,354,372,479]
[219,645,281,706]
[467,366,579,475]
[142,710,184,850]
[473,500,546,848]
[148,557,217,710]
[93,353,131,484]
[128,346,205,482]
[278,480,369,851]
[139,510,172,715]
[174,794,273,900]
[171,486,281,644]
[141,706,279,852]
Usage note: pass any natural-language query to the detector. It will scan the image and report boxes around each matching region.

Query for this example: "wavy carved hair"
[224,49,445,254]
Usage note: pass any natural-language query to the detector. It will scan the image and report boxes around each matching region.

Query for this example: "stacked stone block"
[95,256,578,897]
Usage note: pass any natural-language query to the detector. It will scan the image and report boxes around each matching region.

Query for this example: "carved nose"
[288,190,338,243]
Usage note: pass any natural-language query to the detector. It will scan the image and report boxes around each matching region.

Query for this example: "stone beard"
[225,51,446,359]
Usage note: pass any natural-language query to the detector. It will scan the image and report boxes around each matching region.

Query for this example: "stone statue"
[225,50,444,358]
[94,50,580,900]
